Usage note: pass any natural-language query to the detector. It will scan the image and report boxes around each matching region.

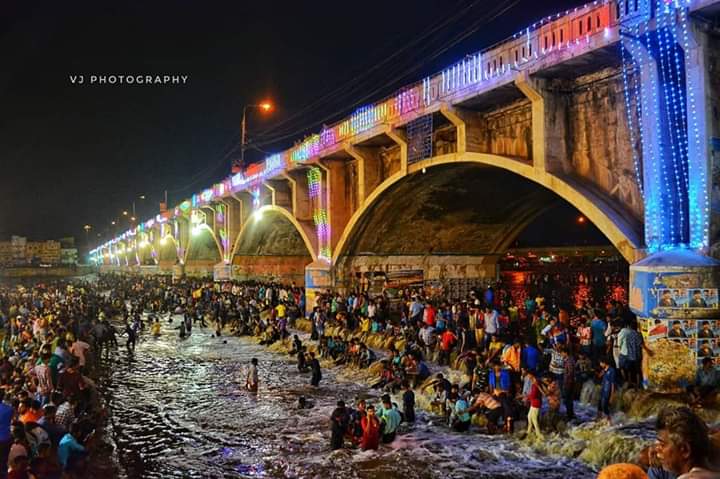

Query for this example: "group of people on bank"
[0,281,111,478]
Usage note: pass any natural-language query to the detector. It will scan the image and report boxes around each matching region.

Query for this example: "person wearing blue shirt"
[521,341,541,373]
[590,314,608,362]
[488,363,512,393]
[0,391,13,477]
[409,298,424,323]
[598,356,616,420]
[378,396,402,443]
[452,394,472,432]
[58,423,88,469]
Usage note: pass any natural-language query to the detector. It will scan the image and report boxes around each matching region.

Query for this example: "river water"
[91,317,599,479]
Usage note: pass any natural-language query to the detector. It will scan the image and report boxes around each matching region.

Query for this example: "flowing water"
[92,318,601,478]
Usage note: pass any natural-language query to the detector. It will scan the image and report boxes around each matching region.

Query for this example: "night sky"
[1,0,584,250]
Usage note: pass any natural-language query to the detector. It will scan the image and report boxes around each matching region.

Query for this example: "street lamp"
[83,224,92,246]
[233,100,274,173]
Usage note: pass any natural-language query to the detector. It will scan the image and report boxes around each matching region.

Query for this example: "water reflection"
[95,318,595,478]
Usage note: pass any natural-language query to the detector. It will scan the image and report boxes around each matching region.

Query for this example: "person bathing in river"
[377,395,401,444]
[309,352,322,387]
[402,380,415,423]
[175,318,186,339]
[150,318,161,337]
[297,396,314,409]
[297,347,309,373]
[330,400,349,450]
[123,321,137,352]
[360,405,381,451]
[246,358,259,393]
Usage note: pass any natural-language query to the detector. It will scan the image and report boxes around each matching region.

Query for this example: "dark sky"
[0,0,582,249]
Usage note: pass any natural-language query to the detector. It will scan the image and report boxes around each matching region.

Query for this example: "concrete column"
[626,16,720,391]
[343,144,383,206]
[440,104,467,154]
[286,169,313,222]
[232,191,252,227]
[514,72,569,174]
[318,158,353,253]
[386,128,408,175]
[176,216,190,265]
[304,261,333,315]
[266,178,293,211]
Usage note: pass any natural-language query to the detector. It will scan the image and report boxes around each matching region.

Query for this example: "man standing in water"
[123,321,137,352]
[309,352,322,387]
[377,395,401,444]
[330,401,349,450]
[246,358,259,393]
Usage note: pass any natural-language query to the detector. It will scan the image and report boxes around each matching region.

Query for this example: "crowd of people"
[0,273,718,478]
[304,286,678,435]
[0,280,111,478]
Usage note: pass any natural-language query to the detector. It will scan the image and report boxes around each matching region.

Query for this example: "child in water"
[151,319,161,337]
[246,358,259,393]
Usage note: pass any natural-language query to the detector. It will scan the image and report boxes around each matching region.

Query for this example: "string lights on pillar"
[307,167,331,261]
[620,0,699,252]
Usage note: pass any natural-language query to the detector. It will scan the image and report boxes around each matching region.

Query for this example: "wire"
[252,0,486,140]
[251,0,520,148]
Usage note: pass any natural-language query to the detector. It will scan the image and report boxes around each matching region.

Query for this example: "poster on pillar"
[213,263,232,282]
[383,270,424,299]
[630,262,720,391]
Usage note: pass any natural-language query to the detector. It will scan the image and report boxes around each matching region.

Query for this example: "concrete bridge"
[93,0,720,304]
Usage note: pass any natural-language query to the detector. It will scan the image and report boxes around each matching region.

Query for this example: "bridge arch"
[157,233,180,263]
[229,205,317,283]
[184,224,223,264]
[231,205,318,262]
[332,153,643,264]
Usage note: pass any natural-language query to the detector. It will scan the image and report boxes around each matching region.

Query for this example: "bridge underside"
[232,210,313,285]
[185,228,221,276]
[334,162,615,291]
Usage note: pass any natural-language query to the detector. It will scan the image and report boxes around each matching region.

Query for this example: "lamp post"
[233,101,273,174]
[83,225,92,250]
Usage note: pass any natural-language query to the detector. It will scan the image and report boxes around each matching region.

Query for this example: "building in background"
[0,236,75,267]
[59,237,78,265]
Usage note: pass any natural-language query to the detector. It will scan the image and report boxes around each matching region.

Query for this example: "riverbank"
[0,265,95,278]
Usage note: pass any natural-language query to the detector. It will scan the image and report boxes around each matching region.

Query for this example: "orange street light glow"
[259,102,273,112]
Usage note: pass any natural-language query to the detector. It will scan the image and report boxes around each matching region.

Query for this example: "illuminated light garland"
[307,167,331,261]
[307,168,322,199]
[200,188,214,204]
[620,0,699,251]
[291,134,321,163]
[645,15,676,249]
[678,0,708,249]
[655,2,685,246]
[619,26,645,197]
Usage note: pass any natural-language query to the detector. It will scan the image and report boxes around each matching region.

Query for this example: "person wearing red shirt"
[439,329,457,366]
[423,302,436,328]
[526,372,544,440]
[360,406,381,450]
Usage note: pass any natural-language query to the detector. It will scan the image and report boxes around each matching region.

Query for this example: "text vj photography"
[68,74,189,85]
